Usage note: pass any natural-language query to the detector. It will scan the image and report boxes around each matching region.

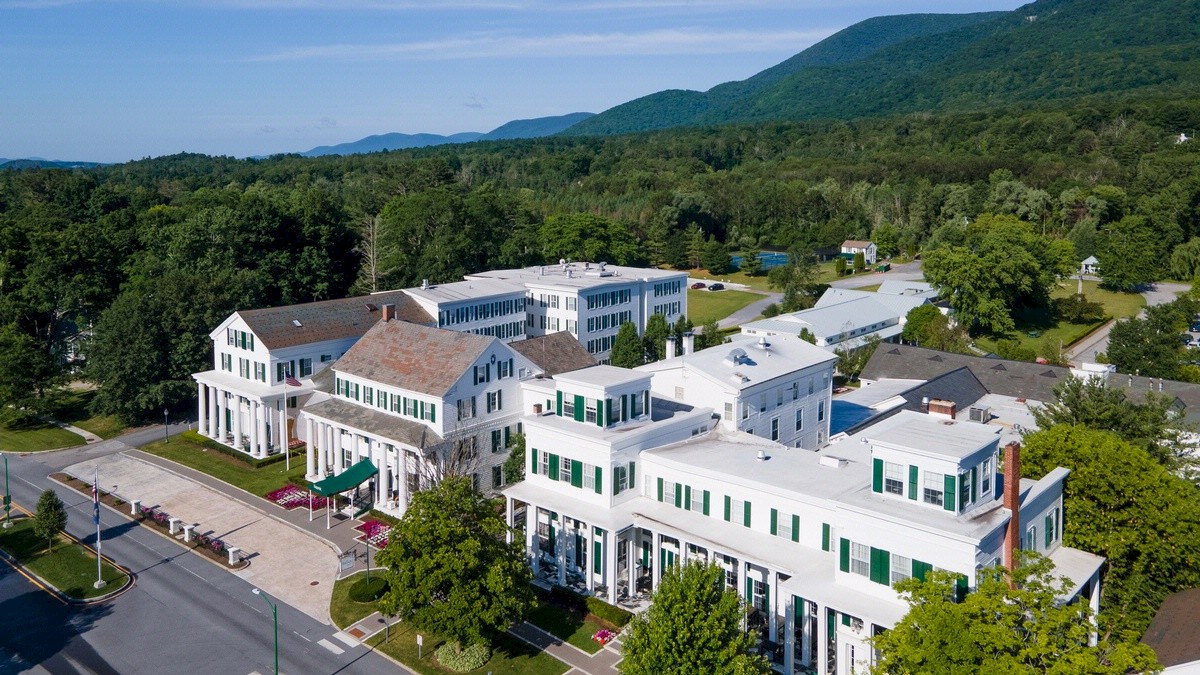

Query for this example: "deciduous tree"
[33,489,67,553]
[610,321,645,368]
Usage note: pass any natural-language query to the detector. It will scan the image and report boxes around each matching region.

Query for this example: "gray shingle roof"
[334,319,496,397]
[304,397,444,449]
[509,332,597,376]
[238,291,434,350]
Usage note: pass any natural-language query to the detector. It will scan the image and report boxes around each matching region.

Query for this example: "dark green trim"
[556,391,563,416]
[570,460,582,488]
[791,514,800,543]
[908,465,918,500]
[702,490,710,516]
[531,448,538,475]
[822,523,831,551]
[839,538,850,573]
[872,458,884,493]
[548,454,560,482]
[657,477,663,502]
[684,485,692,511]
[594,466,603,494]
[724,495,731,521]
[944,474,956,512]
[770,508,778,536]
[743,501,752,527]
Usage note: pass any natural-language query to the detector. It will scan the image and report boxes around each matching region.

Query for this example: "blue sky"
[1,0,1027,163]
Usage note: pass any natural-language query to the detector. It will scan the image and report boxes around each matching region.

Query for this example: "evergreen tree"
[620,561,770,675]
[740,246,763,277]
[643,314,671,362]
[33,489,67,553]
[701,237,731,275]
[672,315,694,354]
[611,322,645,368]
[853,251,865,273]
[835,257,847,277]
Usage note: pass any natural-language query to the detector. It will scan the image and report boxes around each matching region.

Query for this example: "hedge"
[546,586,633,627]
[179,430,302,469]
[435,642,490,672]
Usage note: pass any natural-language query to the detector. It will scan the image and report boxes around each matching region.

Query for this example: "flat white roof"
[468,262,685,291]
[403,277,525,304]
[868,414,999,460]
[637,334,837,391]
[556,364,650,389]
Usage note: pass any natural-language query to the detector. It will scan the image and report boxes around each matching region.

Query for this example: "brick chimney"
[927,398,957,420]
[381,304,396,322]
[1003,441,1022,581]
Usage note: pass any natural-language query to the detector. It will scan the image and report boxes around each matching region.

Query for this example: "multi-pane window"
[981,457,992,497]
[585,399,598,424]
[818,400,825,422]
[491,429,503,453]
[559,458,573,483]
[690,489,704,512]
[1026,525,1037,552]
[884,462,905,496]
[663,481,677,506]
[492,465,503,488]
[363,387,373,406]
[771,418,779,441]
[539,452,551,475]
[486,390,502,413]
[724,402,733,421]
[959,470,973,509]
[563,396,575,418]
[792,382,799,400]
[777,389,784,406]
[583,468,595,491]
[923,471,944,506]
[614,465,629,493]
[777,512,795,540]
[891,554,911,585]
[850,542,871,577]
[458,397,477,420]
[299,358,313,377]
[795,409,804,431]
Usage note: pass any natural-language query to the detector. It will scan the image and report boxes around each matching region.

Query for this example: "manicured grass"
[974,280,1147,356]
[0,517,128,599]
[331,571,381,629]
[1051,280,1145,320]
[44,389,126,439]
[141,436,307,497]
[686,288,763,326]
[368,624,568,675]
[687,268,773,292]
[852,283,882,292]
[528,599,609,654]
[0,416,84,452]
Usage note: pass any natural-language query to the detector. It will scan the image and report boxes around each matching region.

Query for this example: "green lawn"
[0,517,128,599]
[368,625,568,675]
[686,289,763,326]
[975,280,1147,356]
[687,268,772,292]
[44,389,126,439]
[140,436,307,496]
[1051,280,1145,320]
[331,571,381,629]
[0,416,84,452]
[527,599,609,654]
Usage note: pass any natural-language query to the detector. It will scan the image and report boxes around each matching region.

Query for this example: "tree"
[502,433,526,484]
[740,245,763,277]
[900,305,942,345]
[671,314,693,353]
[376,476,534,647]
[701,237,731,275]
[699,320,721,350]
[1105,308,1184,379]
[768,250,823,313]
[643,314,671,362]
[610,321,645,368]
[33,489,67,553]
[1022,425,1200,635]
[872,552,1158,674]
[835,256,847,277]
[853,251,865,273]
[620,561,770,675]
[0,322,57,414]
[1097,216,1162,292]
[1169,237,1200,281]
[834,334,881,381]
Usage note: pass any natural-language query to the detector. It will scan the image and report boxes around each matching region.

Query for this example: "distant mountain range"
[0,157,105,169]
[300,112,595,156]
[565,0,1200,136]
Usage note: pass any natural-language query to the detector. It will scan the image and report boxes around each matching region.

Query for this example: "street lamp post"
[252,588,279,675]
[163,409,170,442]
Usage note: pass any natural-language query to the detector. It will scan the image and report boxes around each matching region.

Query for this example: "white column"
[216,390,227,443]
[398,450,410,506]
[276,400,286,449]
[736,559,747,609]
[317,423,328,475]
[652,532,662,589]
[1089,576,1101,647]
[305,417,316,478]
[586,523,595,595]
[769,569,779,642]
[381,447,393,509]
[817,603,829,675]
[232,395,242,450]
[255,400,268,458]
[197,383,208,436]
[526,506,540,575]
[802,599,813,668]
[557,517,567,586]
[505,498,515,545]
[209,386,219,439]
[606,531,618,605]
[627,537,637,596]
[784,594,795,675]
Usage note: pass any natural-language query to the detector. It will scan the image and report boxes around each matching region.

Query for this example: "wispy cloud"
[254,27,831,62]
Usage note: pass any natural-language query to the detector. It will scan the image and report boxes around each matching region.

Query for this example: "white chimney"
[665,336,676,359]
[756,449,767,462]
[682,332,695,355]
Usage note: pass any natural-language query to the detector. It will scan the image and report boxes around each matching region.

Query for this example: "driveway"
[63,452,340,623]
[1065,281,1190,362]
[829,260,924,289]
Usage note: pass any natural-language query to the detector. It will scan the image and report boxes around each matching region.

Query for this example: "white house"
[299,308,542,515]
[741,285,936,352]
[505,389,1103,674]
[193,291,433,458]
[636,334,839,449]
[840,240,877,266]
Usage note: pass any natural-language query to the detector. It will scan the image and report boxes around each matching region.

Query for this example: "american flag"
[285,375,301,387]
[92,475,100,526]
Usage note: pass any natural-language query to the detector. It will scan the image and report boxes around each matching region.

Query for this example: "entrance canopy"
[309,458,378,496]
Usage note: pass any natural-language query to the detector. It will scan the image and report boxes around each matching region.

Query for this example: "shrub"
[761,303,781,318]
[348,576,389,603]
[1054,294,1106,324]
[178,430,301,469]
[435,642,490,672]
[586,596,634,627]
[995,339,1036,362]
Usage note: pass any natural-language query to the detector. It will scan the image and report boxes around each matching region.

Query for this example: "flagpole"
[93,471,105,590]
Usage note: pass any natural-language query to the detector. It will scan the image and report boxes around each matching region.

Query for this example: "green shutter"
[908,465,919,500]
[571,460,582,488]
[419,401,425,419]
[791,514,800,542]
[944,474,956,511]
[594,541,602,574]
[596,399,605,428]
[870,547,890,585]
[955,575,969,602]
[872,458,884,493]
[574,395,585,422]
[745,577,752,604]
[971,467,978,504]
[657,477,663,502]
[912,560,933,581]
[628,462,635,487]
[842,613,851,627]
[548,454,560,482]
[531,448,538,475]
[770,508,778,536]
[724,495,731,522]
[556,391,563,416]
[1044,514,1052,547]
[822,524,831,551]
[839,538,850,572]
[683,485,691,511]
[674,483,682,508]
[703,490,710,516]
[429,404,436,423]
[595,466,602,494]
[621,395,628,421]
[743,501,752,527]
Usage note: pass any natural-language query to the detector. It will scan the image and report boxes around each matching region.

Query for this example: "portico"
[194,372,300,459]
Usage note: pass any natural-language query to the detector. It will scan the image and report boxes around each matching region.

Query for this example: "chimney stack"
[381,304,396,322]
[927,398,957,420]
[1003,441,1022,582]
[665,336,677,359]
[683,331,695,355]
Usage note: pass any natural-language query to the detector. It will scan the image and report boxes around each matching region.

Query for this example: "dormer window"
[563,396,575,418]
[922,471,944,507]
[585,399,598,424]
[884,462,905,496]
[981,457,993,497]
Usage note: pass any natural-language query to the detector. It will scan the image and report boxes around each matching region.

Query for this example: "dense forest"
[2,97,1200,422]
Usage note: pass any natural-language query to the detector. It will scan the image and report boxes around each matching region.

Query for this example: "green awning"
[309,458,379,496]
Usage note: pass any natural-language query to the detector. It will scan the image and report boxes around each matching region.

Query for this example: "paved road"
[0,449,403,675]
[828,260,924,289]
[1065,281,1191,363]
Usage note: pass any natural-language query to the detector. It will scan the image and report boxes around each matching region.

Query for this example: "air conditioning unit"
[968,406,990,423]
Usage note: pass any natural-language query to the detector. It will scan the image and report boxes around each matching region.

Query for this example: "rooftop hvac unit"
[968,406,990,423]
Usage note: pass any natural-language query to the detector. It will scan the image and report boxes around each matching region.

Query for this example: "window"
[795,408,803,431]
[777,512,795,541]
[724,402,733,421]
[299,358,313,377]
[884,462,905,496]
[492,465,503,488]
[226,328,235,346]
[486,390,502,413]
[818,400,825,422]
[959,470,973,508]
[320,354,332,363]
[497,359,512,379]
[690,489,704,512]
[923,471,944,506]
[583,467,595,491]
[614,465,628,493]
[809,379,814,395]
[759,394,767,412]
[1026,525,1037,552]
[363,387,373,406]
[585,399,597,424]
[458,437,478,460]
[471,473,480,492]
[560,458,573,483]
[663,481,676,506]
[792,382,799,401]
[631,392,644,418]
[981,457,992,497]
[457,397,477,421]
[562,396,575,418]
[741,402,748,420]
[777,388,784,406]
[566,296,577,311]
[491,429,503,453]
[850,542,870,577]
[891,554,911,585]
[539,452,551,476]
[474,364,490,385]
[221,354,232,371]
[771,418,779,441]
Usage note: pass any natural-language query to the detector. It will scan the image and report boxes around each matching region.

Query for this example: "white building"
[636,334,839,450]
[299,308,544,515]
[402,277,530,343]
[840,240,877,266]
[193,291,433,457]
[505,386,1103,675]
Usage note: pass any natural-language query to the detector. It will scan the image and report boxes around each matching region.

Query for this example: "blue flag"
[92,477,100,526]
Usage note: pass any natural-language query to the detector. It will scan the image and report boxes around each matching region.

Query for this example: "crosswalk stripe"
[332,631,360,648]
[317,638,345,655]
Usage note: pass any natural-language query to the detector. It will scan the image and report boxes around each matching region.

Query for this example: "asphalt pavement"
[0,447,406,675]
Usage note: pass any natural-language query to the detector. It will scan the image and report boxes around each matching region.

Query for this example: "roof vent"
[757,337,771,351]
[725,347,748,366]
[819,455,848,469]
[421,279,430,290]
[756,450,768,462]
[292,319,302,327]
[364,303,378,312]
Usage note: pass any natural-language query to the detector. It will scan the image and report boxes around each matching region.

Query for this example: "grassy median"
[0,517,127,599]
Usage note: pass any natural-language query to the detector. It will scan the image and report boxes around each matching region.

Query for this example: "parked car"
[708,283,725,291]
[1182,334,1194,346]
[690,282,706,289]
[1190,321,1200,332]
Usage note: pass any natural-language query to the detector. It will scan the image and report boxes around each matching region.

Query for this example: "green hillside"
[567,0,1200,135]
[564,12,1005,136]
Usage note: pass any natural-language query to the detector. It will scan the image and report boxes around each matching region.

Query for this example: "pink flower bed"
[355,519,391,549]
[593,629,615,645]
[266,485,328,510]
